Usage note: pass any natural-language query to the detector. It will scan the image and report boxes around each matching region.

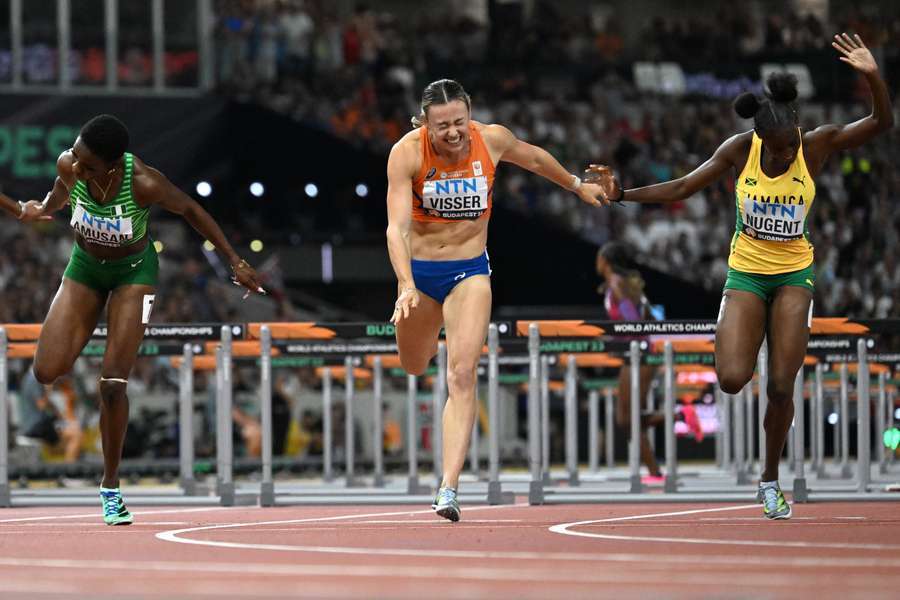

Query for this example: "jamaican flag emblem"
[744,177,757,186]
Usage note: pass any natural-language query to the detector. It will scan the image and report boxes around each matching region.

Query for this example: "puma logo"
[792,176,806,186]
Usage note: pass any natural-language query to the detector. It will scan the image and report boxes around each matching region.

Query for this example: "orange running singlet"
[412,123,496,223]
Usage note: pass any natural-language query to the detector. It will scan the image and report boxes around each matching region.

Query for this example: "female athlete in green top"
[16,114,265,524]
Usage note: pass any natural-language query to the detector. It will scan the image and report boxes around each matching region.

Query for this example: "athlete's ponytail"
[411,79,472,128]
[733,72,799,134]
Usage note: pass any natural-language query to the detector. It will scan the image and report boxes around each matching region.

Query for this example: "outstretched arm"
[586,134,744,204]
[0,192,24,219]
[134,161,265,295]
[13,152,76,222]
[385,140,420,323]
[486,124,609,206]
[806,33,894,160]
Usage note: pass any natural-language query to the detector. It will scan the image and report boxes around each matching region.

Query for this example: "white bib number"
[70,203,134,246]
[421,176,489,220]
[741,197,805,242]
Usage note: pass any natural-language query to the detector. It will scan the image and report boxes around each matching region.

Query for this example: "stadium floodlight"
[196,181,212,197]
[250,182,264,197]
[355,183,369,197]
[305,183,319,198]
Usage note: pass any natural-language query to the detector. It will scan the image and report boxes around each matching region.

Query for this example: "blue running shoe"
[432,486,460,522]
[100,487,134,526]
[758,481,791,520]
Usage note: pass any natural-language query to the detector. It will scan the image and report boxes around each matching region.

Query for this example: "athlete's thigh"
[714,289,768,386]
[34,277,107,379]
[766,285,812,385]
[102,284,156,377]
[442,275,492,367]
[395,290,444,371]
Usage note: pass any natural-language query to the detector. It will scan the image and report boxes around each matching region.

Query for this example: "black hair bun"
[733,92,760,119]
[766,72,799,103]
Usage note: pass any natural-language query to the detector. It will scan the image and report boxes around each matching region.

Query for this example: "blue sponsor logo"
[434,178,479,195]
[81,212,123,232]
[751,202,797,218]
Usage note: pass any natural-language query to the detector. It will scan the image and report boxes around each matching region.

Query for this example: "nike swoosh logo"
[130,259,143,268]
[454,272,466,281]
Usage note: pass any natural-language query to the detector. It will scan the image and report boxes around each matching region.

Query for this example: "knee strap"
[99,377,128,385]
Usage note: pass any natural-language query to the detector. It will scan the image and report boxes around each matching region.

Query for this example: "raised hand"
[832,33,878,75]
[584,164,622,202]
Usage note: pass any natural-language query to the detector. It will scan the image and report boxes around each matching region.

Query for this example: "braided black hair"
[733,72,799,135]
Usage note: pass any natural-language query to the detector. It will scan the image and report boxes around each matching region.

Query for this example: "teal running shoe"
[758,481,792,520]
[100,487,134,526]
[432,486,460,522]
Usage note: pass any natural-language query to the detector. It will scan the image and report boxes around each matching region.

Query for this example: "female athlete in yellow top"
[386,79,607,521]
[588,34,893,519]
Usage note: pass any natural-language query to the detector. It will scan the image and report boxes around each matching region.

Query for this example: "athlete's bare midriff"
[410,218,487,261]
[76,233,148,261]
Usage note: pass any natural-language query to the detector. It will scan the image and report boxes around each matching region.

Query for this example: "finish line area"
[2,501,899,599]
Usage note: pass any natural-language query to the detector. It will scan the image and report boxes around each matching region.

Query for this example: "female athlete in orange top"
[386,79,608,521]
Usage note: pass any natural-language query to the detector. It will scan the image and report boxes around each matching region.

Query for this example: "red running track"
[1,501,899,599]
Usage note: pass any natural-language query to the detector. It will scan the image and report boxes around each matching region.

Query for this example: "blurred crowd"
[4,1,900,474]
[214,0,900,319]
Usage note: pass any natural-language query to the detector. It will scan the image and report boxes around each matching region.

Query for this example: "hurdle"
[518,317,900,504]
[243,321,515,506]
[2,322,250,507]
[2,317,898,508]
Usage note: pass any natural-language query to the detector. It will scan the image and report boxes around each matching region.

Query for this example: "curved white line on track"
[156,505,541,559]
[549,504,900,551]
[156,503,900,564]
[0,507,230,524]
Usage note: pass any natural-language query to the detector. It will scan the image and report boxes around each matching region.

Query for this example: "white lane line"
[3,521,191,527]
[699,516,871,522]
[354,519,523,524]
[155,503,900,565]
[698,516,818,521]
[155,504,531,556]
[549,504,900,550]
[1,556,899,589]
[0,507,230,524]
[194,525,541,534]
